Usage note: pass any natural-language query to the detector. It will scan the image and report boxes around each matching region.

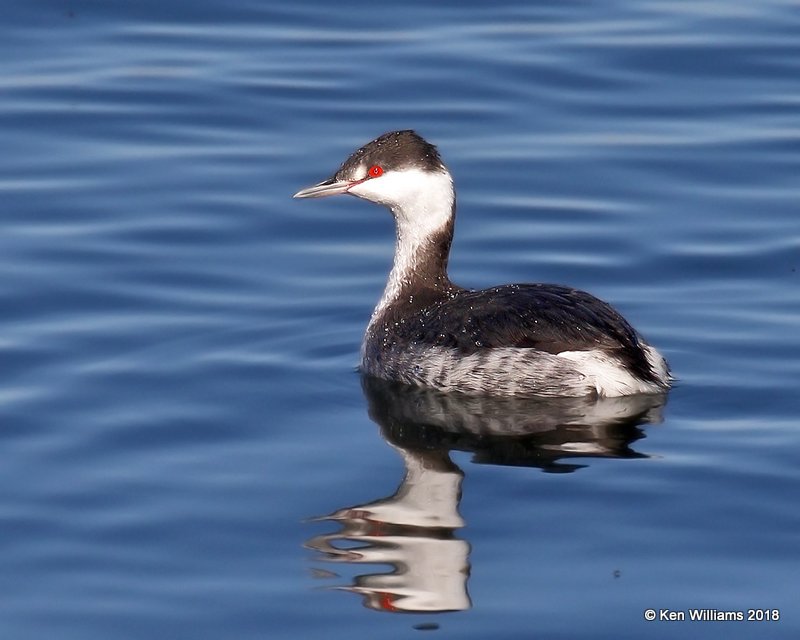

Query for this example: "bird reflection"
[306,376,667,613]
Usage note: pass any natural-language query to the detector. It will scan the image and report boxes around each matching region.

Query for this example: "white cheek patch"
[348,168,454,237]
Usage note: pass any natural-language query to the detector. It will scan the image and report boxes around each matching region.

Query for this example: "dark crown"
[335,130,446,180]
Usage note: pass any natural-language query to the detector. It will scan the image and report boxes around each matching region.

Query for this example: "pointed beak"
[293,177,354,199]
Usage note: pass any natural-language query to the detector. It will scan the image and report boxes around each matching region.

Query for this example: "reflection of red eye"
[368,165,383,178]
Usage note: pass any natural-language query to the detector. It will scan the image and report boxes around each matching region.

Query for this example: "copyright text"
[643,609,780,622]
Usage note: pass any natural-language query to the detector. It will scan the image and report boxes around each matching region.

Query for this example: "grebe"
[293,130,671,397]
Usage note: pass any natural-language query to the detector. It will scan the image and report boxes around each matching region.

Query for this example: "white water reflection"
[307,378,667,613]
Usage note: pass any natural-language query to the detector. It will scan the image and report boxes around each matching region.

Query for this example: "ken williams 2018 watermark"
[643,609,780,623]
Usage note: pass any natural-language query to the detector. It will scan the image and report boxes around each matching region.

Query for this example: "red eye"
[368,165,383,178]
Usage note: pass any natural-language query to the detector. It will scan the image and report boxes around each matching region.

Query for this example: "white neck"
[349,168,456,325]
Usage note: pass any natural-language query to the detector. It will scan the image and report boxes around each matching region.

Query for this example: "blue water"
[2,1,799,638]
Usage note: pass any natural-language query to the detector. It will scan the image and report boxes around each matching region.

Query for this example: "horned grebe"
[293,130,671,397]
